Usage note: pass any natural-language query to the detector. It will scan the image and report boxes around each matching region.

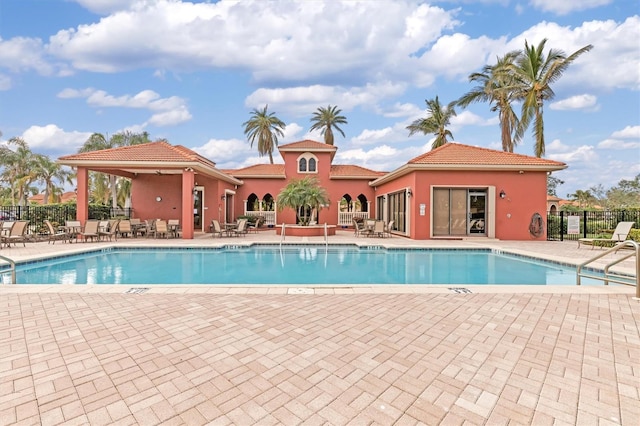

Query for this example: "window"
[297,153,318,174]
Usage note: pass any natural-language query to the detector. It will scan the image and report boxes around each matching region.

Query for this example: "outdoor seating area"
[210,219,248,238]
[353,218,394,238]
[578,221,635,249]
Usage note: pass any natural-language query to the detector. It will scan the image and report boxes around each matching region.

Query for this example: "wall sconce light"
[156,196,162,202]
[499,190,506,199]
[407,189,413,198]
[221,195,226,200]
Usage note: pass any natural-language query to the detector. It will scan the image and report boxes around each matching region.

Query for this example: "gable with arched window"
[297,153,318,174]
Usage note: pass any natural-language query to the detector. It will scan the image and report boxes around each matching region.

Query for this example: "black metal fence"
[0,205,132,235]
[547,210,640,241]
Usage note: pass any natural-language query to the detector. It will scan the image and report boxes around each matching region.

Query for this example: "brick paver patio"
[1,232,639,424]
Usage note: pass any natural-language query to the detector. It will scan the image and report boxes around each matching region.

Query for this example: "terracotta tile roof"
[58,141,216,167]
[409,143,566,168]
[330,165,386,179]
[279,139,337,151]
[224,164,286,178]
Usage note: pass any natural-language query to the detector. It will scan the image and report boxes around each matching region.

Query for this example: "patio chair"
[65,220,82,242]
[168,219,181,238]
[79,220,100,242]
[578,221,635,249]
[155,220,169,238]
[118,220,133,238]
[2,221,29,247]
[231,219,248,237]
[370,220,385,237]
[210,220,225,238]
[384,220,395,238]
[352,219,366,237]
[44,220,71,244]
[99,219,120,241]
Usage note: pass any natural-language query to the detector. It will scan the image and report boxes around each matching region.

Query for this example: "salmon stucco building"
[58,140,566,240]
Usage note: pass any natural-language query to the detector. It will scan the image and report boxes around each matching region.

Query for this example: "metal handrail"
[324,223,328,248]
[280,222,286,246]
[0,254,16,284]
[577,240,639,298]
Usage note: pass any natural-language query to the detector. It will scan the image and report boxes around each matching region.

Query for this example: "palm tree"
[0,137,40,206]
[277,177,330,225]
[309,105,348,145]
[457,51,522,152]
[78,131,150,208]
[243,105,286,164]
[35,155,74,204]
[406,96,457,149]
[512,39,593,157]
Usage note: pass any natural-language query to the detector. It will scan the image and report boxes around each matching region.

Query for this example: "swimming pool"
[1,245,607,286]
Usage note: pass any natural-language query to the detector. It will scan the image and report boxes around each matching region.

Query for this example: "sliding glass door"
[433,188,486,236]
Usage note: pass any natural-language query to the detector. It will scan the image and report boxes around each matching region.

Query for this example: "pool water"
[3,246,603,286]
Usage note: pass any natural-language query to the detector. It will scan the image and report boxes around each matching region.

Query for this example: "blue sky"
[1,0,638,198]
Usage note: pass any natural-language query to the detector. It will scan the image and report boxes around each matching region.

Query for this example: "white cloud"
[597,139,640,150]
[244,82,406,116]
[530,0,612,16]
[193,138,255,167]
[58,87,192,126]
[147,107,192,127]
[0,36,54,75]
[550,94,598,111]
[21,124,92,152]
[610,125,640,139]
[547,145,597,163]
[73,0,138,15]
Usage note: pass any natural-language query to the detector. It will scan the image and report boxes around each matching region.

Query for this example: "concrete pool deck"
[1,230,639,424]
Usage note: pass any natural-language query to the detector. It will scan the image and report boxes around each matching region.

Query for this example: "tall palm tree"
[457,51,522,152]
[406,96,457,149]
[512,39,593,157]
[243,105,286,164]
[309,105,348,145]
[35,155,74,204]
[78,131,150,208]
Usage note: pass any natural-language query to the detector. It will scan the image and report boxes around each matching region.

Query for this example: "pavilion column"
[181,169,195,239]
[76,167,89,224]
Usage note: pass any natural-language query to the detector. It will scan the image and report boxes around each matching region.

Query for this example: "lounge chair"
[2,220,29,247]
[44,220,71,244]
[210,220,225,238]
[79,220,100,242]
[578,221,634,249]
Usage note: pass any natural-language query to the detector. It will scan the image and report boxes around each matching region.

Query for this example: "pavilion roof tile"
[58,141,217,168]
[224,164,286,177]
[279,139,337,151]
[330,164,386,178]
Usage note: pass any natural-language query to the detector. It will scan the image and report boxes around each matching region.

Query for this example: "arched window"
[297,153,318,174]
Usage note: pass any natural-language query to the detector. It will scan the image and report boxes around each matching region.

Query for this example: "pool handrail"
[576,240,639,298]
[0,254,16,284]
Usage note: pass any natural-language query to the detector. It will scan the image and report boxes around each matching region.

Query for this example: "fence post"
[583,210,588,239]
[560,211,564,241]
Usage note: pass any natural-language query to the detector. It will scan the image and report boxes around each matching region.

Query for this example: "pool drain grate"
[125,287,150,294]
[448,287,472,294]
